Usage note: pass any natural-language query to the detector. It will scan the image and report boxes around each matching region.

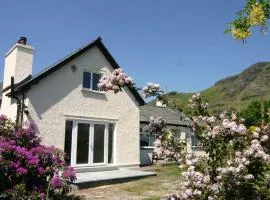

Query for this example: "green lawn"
[71,164,182,200]
[122,165,182,196]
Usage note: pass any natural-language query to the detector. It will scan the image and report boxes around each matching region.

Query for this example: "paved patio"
[72,168,157,189]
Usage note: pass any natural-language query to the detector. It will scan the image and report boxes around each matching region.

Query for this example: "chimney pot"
[156,101,166,107]
[17,37,27,45]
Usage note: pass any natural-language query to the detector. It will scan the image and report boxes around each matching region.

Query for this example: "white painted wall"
[25,46,140,167]
[1,43,34,120]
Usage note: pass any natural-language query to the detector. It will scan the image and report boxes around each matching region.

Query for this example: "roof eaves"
[12,37,102,93]
[3,75,32,94]
[140,120,188,127]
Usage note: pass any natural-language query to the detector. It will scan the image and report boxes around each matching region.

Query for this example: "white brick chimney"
[1,37,34,120]
[156,101,166,107]
[3,37,34,88]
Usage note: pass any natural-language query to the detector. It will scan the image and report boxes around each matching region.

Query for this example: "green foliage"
[169,94,270,200]
[240,99,270,126]
[226,0,270,42]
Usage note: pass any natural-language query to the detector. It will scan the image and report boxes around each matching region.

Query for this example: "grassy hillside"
[158,62,270,114]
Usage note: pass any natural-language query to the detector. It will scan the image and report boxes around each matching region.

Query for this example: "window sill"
[191,146,203,151]
[81,88,105,95]
[140,146,155,149]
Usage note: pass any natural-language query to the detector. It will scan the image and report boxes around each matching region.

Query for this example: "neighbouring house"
[139,103,199,165]
[0,37,145,171]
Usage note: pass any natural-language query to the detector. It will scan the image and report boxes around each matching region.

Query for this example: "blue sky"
[0,1,270,92]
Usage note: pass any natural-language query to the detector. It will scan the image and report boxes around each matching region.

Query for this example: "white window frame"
[82,71,102,91]
[180,132,186,140]
[70,119,115,167]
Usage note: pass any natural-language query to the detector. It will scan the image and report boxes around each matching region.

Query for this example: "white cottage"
[0,37,145,171]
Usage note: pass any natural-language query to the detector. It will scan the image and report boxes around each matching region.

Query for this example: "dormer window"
[83,71,101,91]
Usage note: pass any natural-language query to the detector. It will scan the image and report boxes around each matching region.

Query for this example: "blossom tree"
[167,94,270,200]
[98,68,185,162]
[144,116,186,163]
[98,68,164,99]
[99,68,270,199]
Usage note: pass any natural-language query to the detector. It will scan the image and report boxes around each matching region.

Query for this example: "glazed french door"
[93,124,106,164]
[70,121,113,166]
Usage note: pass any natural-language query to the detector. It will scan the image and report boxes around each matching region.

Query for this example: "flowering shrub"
[226,0,270,42]
[99,68,184,162]
[167,94,270,200]
[98,68,164,100]
[0,116,76,199]
[97,68,133,93]
[142,82,162,98]
[188,93,208,116]
[144,116,186,162]
[99,69,270,199]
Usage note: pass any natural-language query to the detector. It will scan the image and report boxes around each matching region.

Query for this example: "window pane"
[140,133,150,147]
[92,73,101,91]
[76,123,90,164]
[83,71,91,89]
[149,133,156,146]
[191,134,195,146]
[93,124,105,163]
[64,120,73,165]
[172,129,181,138]
[191,134,198,146]
[108,124,114,163]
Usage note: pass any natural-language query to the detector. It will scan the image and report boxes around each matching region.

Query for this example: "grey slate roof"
[140,105,191,126]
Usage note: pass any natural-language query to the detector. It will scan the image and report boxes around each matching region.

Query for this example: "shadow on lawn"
[53,194,87,200]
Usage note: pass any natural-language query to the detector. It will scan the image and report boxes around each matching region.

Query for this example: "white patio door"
[92,124,106,165]
[71,121,109,166]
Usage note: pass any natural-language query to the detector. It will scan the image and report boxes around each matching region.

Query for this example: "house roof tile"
[140,105,192,126]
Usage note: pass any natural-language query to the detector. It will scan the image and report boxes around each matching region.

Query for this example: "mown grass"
[71,164,182,199]
[121,164,182,198]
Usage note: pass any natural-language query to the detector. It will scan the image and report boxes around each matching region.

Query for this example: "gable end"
[8,37,145,106]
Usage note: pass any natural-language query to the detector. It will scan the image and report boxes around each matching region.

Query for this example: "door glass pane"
[64,120,73,165]
[108,124,114,163]
[76,123,90,164]
[93,124,105,163]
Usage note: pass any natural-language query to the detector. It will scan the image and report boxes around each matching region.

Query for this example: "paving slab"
[72,169,157,189]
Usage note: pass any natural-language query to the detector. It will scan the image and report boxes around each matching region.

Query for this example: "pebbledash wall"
[25,46,140,167]
[1,39,141,168]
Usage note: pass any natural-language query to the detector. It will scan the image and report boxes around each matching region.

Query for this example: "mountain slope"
[163,62,270,113]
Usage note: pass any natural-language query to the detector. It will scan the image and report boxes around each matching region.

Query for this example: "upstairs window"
[83,71,101,91]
